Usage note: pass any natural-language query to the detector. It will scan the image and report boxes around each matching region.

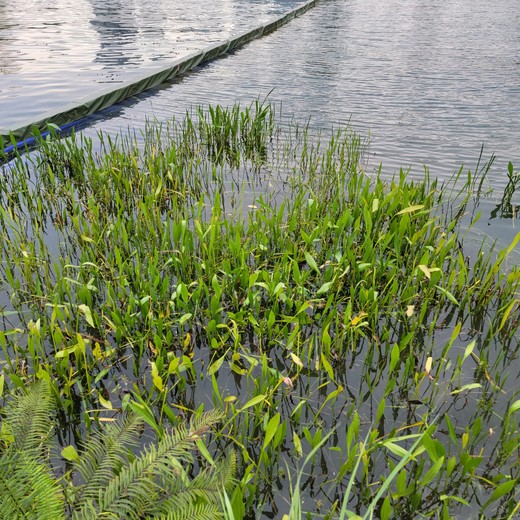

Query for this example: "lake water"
[3,0,520,200]
[0,0,303,127]
[1,0,519,516]
[62,0,519,245]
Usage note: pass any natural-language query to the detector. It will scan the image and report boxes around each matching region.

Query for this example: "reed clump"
[0,102,519,519]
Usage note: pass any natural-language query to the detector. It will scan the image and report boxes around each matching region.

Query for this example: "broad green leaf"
[304,251,319,274]
[484,479,517,509]
[127,400,161,435]
[389,343,400,373]
[293,431,303,457]
[208,353,226,375]
[396,204,425,215]
[434,285,460,306]
[451,383,482,395]
[420,456,444,486]
[320,352,335,381]
[498,300,519,333]
[240,394,266,411]
[462,340,476,363]
[316,281,333,296]
[440,495,470,506]
[323,386,343,407]
[383,441,410,458]
[98,392,113,410]
[78,304,95,327]
[380,496,392,520]
[179,312,192,325]
[508,400,520,414]
[196,439,215,465]
[61,445,80,462]
[263,413,281,449]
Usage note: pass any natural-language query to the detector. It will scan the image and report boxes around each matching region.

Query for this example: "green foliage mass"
[0,102,519,518]
[0,381,235,520]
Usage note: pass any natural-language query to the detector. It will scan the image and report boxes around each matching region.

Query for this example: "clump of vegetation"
[0,380,234,520]
[0,102,519,519]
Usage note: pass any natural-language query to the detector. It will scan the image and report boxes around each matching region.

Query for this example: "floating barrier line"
[1,0,318,154]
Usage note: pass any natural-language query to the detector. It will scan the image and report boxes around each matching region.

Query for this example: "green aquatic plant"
[0,102,519,518]
[490,161,520,220]
[0,380,235,520]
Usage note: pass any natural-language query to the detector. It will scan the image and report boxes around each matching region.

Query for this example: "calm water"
[1,1,519,516]
[72,0,520,199]
[3,0,520,203]
[0,0,302,126]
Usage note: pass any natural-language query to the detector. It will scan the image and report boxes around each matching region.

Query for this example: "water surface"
[0,0,303,126]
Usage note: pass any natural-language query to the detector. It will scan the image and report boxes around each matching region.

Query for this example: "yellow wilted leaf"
[290,352,303,368]
[351,312,368,326]
[418,265,431,279]
[151,362,164,392]
[425,356,433,375]
[184,332,191,349]
[93,342,103,362]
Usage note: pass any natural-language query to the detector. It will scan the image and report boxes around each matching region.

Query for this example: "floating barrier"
[1,0,317,155]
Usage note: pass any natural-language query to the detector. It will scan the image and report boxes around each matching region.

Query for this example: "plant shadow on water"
[0,102,519,519]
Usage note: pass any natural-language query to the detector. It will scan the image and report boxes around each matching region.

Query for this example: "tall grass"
[0,101,519,518]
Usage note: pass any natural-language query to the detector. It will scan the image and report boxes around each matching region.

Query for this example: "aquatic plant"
[0,102,519,518]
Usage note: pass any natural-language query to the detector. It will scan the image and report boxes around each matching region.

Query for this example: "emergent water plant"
[0,101,519,518]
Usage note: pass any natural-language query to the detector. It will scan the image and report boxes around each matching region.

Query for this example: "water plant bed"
[0,103,519,519]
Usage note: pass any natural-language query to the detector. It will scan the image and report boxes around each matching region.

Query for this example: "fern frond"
[0,450,64,520]
[152,501,220,520]
[2,379,54,456]
[0,381,63,520]
[152,451,237,518]
[74,410,225,519]
[72,412,144,508]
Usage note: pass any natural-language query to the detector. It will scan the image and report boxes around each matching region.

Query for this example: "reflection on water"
[89,0,142,69]
[78,0,520,197]
[0,0,303,126]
